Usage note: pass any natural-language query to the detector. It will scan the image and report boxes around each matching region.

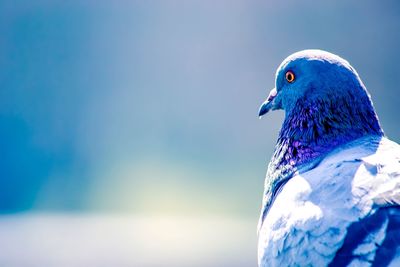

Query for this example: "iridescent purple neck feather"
[269,89,383,181]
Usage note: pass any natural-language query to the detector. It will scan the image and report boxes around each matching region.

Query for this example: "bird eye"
[285,71,295,83]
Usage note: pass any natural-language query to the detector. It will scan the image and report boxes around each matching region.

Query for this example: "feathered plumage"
[257,50,400,266]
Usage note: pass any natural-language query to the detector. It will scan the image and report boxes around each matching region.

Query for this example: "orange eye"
[285,71,295,83]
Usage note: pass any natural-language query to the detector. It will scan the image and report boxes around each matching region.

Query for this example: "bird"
[257,50,400,267]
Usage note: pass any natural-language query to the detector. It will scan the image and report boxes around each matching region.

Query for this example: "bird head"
[259,50,372,118]
[259,49,383,160]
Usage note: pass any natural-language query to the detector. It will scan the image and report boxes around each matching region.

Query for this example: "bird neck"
[270,94,383,179]
[258,91,383,231]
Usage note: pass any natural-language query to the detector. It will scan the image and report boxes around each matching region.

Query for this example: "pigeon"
[257,50,400,267]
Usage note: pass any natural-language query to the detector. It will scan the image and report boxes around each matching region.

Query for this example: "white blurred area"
[0,213,257,267]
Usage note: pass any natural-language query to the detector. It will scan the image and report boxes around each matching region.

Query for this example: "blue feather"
[257,50,400,267]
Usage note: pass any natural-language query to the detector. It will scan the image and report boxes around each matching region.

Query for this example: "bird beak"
[258,88,277,117]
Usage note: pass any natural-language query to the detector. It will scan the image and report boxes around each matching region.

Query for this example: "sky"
[0,1,399,266]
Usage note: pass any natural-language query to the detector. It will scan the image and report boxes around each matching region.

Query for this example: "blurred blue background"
[0,0,399,266]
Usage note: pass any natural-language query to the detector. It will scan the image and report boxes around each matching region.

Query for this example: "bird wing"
[258,136,400,267]
[328,137,400,266]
